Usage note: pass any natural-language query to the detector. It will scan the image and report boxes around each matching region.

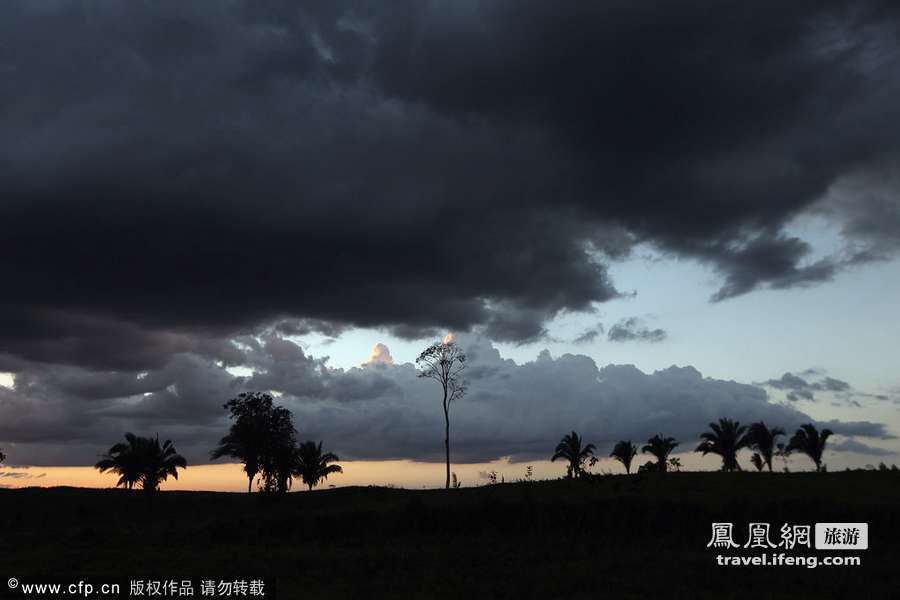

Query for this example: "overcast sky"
[1,1,899,473]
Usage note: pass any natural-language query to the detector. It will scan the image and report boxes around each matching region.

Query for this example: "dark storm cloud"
[1,334,892,466]
[607,318,667,343]
[1,0,900,370]
[763,371,872,405]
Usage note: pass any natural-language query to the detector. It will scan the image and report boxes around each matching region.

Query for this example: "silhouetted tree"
[642,435,678,472]
[258,405,298,494]
[747,421,785,472]
[139,435,188,493]
[551,431,595,479]
[211,392,295,493]
[787,423,833,472]
[293,441,343,491]
[750,453,764,472]
[0,448,5,465]
[95,432,148,489]
[695,418,750,471]
[416,340,467,489]
[95,433,186,492]
[610,440,638,474]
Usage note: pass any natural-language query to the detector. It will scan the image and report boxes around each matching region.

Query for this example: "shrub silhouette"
[695,418,750,472]
[294,440,343,491]
[610,440,638,474]
[95,433,186,492]
[551,431,595,479]
[787,423,833,472]
[642,435,678,472]
[747,421,785,472]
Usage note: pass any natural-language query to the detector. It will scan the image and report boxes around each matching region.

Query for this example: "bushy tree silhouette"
[787,423,833,472]
[95,433,186,492]
[551,431,595,479]
[294,441,343,491]
[211,392,295,493]
[642,435,678,472]
[610,440,638,474]
[416,341,467,489]
[747,421,785,472]
[258,405,298,494]
[695,418,750,471]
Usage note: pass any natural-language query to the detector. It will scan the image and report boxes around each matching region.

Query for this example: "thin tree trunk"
[248,474,253,494]
[444,388,450,489]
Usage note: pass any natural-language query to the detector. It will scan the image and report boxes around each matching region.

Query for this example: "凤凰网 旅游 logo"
[707,522,868,550]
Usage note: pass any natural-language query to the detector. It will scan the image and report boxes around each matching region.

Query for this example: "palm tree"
[747,421,785,472]
[211,429,260,493]
[293,441,343,491]
[95,432,147,489]
[140,435,187,493]
[642,435,678,472]
[95,433,186,492]
[786,423,833,472]
[551,431,595,479]
[695,418,750,472]
[750,453,764,472]
[609,440,638,474]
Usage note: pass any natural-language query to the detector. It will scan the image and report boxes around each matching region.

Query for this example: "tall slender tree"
[416,340,467,489]
[293,441,343,491]
[747,421,785,472]
[610,440,638,474]
[642,435,679,472]
[787,423,833,472]
[551,431,595,479]
[695,418,750,472]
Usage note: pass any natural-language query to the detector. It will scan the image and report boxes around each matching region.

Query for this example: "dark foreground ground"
[1,471,898,599]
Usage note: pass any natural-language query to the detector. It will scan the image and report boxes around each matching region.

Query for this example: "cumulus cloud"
[0,334,892,466]
[363,343,394,367]
[607,318,667,343]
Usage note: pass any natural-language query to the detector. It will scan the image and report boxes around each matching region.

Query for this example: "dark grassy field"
[2,471,898,599]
